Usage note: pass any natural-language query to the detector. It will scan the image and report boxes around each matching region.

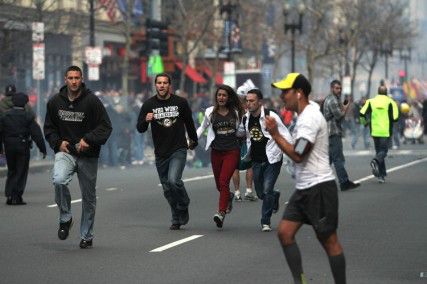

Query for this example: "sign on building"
[33,43,45,80]
[32,22,44,42]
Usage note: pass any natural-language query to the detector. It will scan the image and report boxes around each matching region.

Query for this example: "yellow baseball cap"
[271,73,304,90]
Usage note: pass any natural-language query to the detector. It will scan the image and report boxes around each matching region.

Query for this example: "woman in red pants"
[197,84,244,228]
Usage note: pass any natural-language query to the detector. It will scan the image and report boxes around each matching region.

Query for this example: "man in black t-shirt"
[241,89,293,231]
[137,73,198,230]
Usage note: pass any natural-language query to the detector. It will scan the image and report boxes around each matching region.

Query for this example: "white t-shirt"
[293,103,335,190]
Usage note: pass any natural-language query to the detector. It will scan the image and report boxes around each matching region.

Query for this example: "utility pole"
[89,0,95,47]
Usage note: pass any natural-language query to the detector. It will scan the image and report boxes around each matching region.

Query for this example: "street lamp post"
[220,0,239,61]
[283,2,304,72]
[379,45,393,80]
[399,47,411,81]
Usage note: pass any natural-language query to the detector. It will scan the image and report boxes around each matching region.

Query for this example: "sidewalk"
[0,160,53,177]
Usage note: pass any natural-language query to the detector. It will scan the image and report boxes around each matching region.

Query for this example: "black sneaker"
[79,239,93,249]
[169,224,181,230]
[15,196,27,205]
[6,197,12,205]
[213,212,225,228]
[370,159,380,177]
[273,191,281,214]
[178,208,189,225]
[226,192,234,214]
[341,181,360,191]
[58,218,73,240]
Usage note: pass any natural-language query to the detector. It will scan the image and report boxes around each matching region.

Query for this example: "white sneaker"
[244,191,257,201]
[262,224,272,232]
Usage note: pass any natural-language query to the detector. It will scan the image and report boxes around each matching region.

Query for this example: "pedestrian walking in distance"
[359,85,399,183]
[44,65,112,249]
[323,80,360,191]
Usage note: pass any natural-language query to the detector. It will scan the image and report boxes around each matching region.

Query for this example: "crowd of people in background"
[1,81,427,171]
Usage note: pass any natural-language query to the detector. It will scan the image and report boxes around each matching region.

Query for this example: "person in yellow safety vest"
[359,85,399,183]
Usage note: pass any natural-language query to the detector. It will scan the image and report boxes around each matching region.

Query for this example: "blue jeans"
[155,148,190,225]
[252,159,282,225]
[132,130,145,162]
[373,137,389,178]
[329,135,349,185]
[52,152,98,240]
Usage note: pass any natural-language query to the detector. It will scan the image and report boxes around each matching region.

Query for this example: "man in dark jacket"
[0,93,46,205]
[44,66,112,249]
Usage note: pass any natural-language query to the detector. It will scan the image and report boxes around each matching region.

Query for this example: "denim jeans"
[373,137,389,178]
[52,152,98,240]
[252,159,282,225]
[131,130,145,162]
[329,135,349,185]
[155,148,190,225]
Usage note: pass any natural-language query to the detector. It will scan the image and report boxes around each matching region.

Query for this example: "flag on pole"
[99,0,117,22]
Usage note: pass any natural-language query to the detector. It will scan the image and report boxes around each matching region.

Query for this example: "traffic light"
[145,18,169,56]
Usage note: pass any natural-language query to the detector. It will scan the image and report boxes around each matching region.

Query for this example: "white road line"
[47,197,99,208]
[47,199,82,208]
[105,187,118,191]
[354,157,427,184]
[158,174,214,186]
[150,235,204,252]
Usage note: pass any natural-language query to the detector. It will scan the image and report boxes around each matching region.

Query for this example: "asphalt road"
[1,143,427,283]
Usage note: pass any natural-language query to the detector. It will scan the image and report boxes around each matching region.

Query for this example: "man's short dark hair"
[378,85,387,95]
[155,72,172,84]
[294,75,312,96]
[247,88,263,100]
[330,80,341,88]
[65,65,83,77]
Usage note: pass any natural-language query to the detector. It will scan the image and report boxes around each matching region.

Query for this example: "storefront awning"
[175,62,207,84]
[202,66,224,85]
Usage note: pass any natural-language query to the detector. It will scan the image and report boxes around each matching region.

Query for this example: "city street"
[1,143,427,283]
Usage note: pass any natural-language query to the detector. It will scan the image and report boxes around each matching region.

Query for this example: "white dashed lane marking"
[150,235,204,252]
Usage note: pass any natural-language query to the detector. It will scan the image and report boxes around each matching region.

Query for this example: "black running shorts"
[282,180,338,239]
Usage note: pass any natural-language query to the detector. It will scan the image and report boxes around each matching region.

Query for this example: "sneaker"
[169,224,181,230]
[273,191,281,214]
[6,197,12,205]
[226,192,234,213]
[79,239,93,249]
[262,224,272,232]
[58,218,73,240]
[244,191,257,201]
[370,159,380,177]
[178,208,189,225]
[378,177,385,183]
[235,194,242,202]
[213,212,225,228]
[340,180,360,191]
[15,196,26,205]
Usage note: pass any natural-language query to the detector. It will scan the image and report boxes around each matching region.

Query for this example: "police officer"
[0,84,34,115]
[0,93,46,205]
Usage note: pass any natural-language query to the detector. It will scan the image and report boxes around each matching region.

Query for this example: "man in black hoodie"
[44,66,112,249]
[137,73,198,230]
